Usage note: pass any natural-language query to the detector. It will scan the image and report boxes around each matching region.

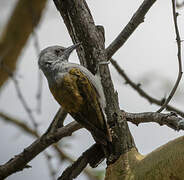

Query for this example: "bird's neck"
[45,61,68,88]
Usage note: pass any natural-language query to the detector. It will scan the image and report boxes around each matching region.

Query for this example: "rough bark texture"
[0,0,47,89]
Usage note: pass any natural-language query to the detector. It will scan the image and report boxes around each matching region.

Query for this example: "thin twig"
[44,152,57,180]
[0,50,37,129]
[32,31,43,114]
[12,76,38,129]
[110,58,184,117]
[29,4,43,114]
[157,0,183,113]
[0,60,38,129]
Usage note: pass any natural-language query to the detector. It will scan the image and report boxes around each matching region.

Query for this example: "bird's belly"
[49,74,83,113]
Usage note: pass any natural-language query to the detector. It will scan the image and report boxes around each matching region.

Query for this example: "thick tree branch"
[124,111,184,131]
[0,0,47,88]
[0,112,98,180]
[0,121,81,179]
[111,58,184,117]
[157,0,183,113]
[106,0,156,59]
[0,112,57,179]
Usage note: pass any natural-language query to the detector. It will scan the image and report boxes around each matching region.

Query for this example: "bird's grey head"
[38,43,80,75]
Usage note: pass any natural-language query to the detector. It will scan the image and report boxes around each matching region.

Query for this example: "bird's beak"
[62,43,81,60]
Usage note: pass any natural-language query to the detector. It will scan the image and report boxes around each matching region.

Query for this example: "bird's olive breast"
[49,73,83,113]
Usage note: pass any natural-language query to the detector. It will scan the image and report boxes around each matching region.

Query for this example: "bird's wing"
[68,68,111,143]
[64,63,106,109]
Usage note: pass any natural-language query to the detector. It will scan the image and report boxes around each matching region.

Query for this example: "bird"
[38,43,112,145]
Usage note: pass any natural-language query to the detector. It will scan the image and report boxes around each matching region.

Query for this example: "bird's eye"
[45,61,52,66]
[55,49,60,56]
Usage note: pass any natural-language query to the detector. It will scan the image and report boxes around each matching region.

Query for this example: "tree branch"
[124,111,184,131]
[0,50,38,129]
[110,58,184,118]
[106,0,156,59]
[0,121,81,179]
[0,112,99,180]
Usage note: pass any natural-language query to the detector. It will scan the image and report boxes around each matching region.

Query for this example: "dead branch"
[0,61,38,130]
[29,5,43,114]
[32,31,43,114]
